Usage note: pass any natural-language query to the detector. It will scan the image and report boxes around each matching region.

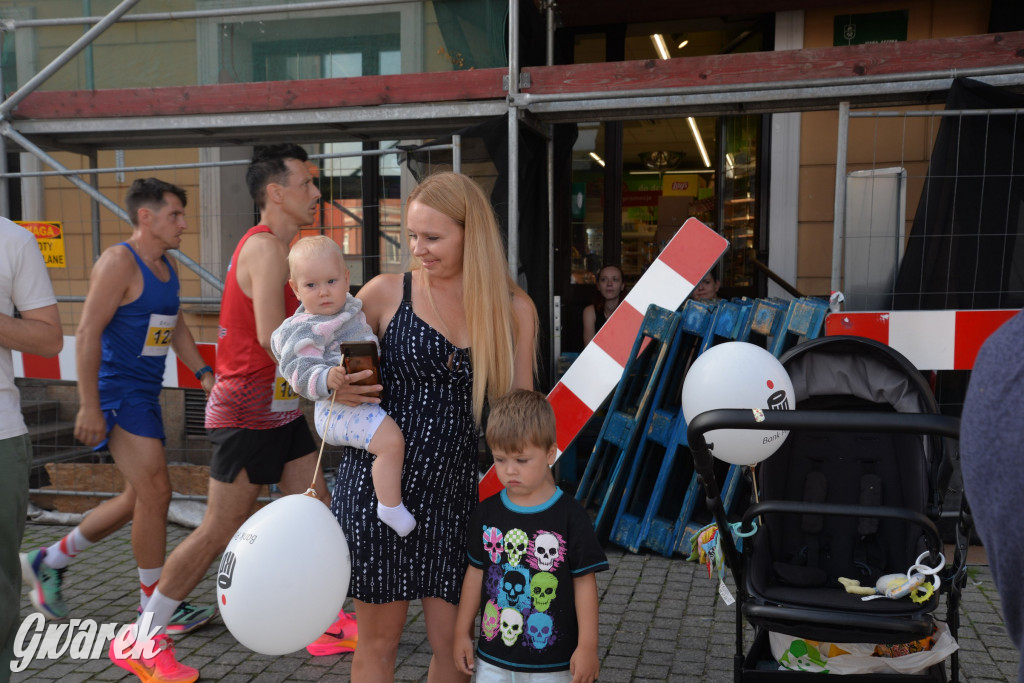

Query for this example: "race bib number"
[270,369,299,412]
[141,313,176,357]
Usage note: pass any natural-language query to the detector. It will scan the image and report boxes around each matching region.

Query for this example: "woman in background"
[691,271,721,303]
[582,264,625,346]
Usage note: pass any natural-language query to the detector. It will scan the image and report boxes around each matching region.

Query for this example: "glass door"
[719,115,761,296]
[570,122,608,286]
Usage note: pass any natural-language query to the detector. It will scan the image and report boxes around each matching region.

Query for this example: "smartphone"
[340,341,381,398]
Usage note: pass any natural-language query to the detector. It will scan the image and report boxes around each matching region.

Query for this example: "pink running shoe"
[306,609,358,656]
[108,631,199,683]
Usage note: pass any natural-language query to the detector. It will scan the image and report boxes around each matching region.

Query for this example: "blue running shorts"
[99,395,165,448]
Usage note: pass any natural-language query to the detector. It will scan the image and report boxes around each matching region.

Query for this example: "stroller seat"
[753,428,937,614]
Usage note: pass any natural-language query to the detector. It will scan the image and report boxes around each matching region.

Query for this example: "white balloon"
[681,341,794,466]
[216,493,350,655]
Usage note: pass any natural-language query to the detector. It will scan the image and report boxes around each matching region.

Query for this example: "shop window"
[621,117,717,286]
[200,3,419,85]
[570,123,606,284]
[720,115,761,293]
[379,150,405,274]
[252,32,401,81]
[298,141,406,286]
[203,0,506,85]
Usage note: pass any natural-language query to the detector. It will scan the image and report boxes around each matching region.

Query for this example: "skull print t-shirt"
[466,487,609,673]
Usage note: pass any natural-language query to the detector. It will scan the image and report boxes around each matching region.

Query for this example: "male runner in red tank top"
[111,145,347,683]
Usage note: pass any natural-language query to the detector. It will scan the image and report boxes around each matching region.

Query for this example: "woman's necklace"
[429,294,454,341]
[422,273,458,342]
[422,278,470,371]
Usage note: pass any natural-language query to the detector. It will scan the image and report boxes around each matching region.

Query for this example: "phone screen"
[341,342,381,397]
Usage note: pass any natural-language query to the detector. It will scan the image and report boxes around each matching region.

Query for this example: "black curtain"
[892,78,1024,309]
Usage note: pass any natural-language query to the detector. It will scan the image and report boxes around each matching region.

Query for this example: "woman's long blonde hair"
[407,172,537,425]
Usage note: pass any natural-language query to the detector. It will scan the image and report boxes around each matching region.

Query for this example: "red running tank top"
[205,225,301,429]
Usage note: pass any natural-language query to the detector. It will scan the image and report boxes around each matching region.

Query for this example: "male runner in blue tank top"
[20,178,217,640]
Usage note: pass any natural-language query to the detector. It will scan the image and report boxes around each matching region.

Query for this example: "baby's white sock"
[377,501,416,537]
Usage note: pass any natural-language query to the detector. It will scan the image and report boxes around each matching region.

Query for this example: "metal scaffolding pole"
[507,0,520,278]
[0,144,458,180]
[831,101,850,294]
[1,123,223,290]
[544,0,556,367]
[3,0,425,29]
[0,0,142,117]
[57,295,221,305]
[852,108,1024,117]
[0,37,7,218]
[88,150,101,263]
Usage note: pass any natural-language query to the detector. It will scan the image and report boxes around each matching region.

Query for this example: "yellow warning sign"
[17,221,66,268]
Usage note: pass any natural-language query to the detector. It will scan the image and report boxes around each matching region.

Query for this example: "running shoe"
[19,548,69,619]
[306,608,358,656]
[136,602,217,635]
[109,632,198,683]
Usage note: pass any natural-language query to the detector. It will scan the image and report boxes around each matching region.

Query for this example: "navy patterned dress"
[331,272,478,604]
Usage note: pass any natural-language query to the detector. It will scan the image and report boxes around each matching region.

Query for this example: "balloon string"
[307,389,336,497]
[749,464,762,528]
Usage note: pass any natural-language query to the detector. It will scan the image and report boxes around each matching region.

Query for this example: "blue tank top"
[97,243,179,407]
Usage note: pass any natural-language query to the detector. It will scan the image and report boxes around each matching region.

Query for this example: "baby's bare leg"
[368,418,416,536]
[367,418,405,507]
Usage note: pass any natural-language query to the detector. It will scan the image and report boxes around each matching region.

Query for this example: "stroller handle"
[686,408,960,450]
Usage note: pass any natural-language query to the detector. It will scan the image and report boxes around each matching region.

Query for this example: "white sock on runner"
[138,567,163,610]
[44,527,94,569]
[139,588,180,635]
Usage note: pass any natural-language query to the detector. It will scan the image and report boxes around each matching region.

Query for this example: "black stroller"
[688,336,971,682]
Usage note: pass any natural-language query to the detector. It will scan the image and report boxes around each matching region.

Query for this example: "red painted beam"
[523,31,1024,95]
[10,68,508,120]
[11,31,1024,120]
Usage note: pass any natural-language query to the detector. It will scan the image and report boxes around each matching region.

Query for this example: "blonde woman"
[329,172,537,682]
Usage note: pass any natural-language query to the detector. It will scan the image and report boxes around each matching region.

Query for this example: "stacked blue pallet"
[575,296,830,556]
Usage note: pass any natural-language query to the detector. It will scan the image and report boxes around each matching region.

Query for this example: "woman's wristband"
[195,365,213,380]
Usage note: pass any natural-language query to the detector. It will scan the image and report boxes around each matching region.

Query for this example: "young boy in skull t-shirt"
[455,390,608,682]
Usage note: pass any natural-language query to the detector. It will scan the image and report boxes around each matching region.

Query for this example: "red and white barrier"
[478,218,729,500]
[15,336,217,391]
[824,309,1019,370]
[23,237,1015,497]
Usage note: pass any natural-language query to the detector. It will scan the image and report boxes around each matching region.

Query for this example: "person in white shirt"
[0,217,62,682]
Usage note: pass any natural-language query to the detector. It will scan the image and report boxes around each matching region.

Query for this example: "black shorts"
[208,416,317,485]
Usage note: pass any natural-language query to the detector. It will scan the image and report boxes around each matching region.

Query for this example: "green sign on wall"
[834,10,908,46]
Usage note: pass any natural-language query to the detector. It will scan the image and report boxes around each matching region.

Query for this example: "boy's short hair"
[287,235,346,279]
[125,177,187,226]
[486,389,556,453]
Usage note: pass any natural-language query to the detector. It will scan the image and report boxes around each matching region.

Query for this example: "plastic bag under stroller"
[769,621,958,675]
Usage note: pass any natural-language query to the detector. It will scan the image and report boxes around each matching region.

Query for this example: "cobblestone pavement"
[11,522,1019,682]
